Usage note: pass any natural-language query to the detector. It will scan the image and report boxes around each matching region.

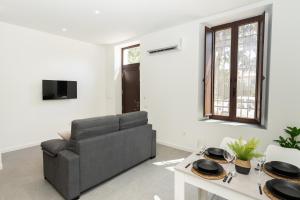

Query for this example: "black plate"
[265,162,300,179]
[192,159,224,175]
[271,161,300,176]
[266,179,300,200]
[205,147,226,160]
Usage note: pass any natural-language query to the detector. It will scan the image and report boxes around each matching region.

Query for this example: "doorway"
[121,44,140,113]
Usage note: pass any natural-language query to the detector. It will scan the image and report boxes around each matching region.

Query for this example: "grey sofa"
[41,111,156,200]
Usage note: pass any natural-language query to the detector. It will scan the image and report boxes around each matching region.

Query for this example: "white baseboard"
[0,141,42,154]
[0,137,61,169]
[157,140,195,153]
[0,136,60,154]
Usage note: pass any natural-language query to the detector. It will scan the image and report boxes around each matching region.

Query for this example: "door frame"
[121,44,141,113]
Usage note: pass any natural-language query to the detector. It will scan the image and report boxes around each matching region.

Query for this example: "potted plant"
[274,126,300,150]
[228,138,262,175]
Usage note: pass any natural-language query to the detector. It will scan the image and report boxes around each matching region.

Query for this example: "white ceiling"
[0,0,263,44]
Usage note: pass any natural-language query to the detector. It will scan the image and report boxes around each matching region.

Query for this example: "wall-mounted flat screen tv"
[43,80,77,100]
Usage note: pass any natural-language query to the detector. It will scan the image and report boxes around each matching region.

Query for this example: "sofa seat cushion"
[41,139,68,157]
[71,115,119,140]
[119,111,148,130]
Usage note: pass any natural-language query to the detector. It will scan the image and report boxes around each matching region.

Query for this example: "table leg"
[175,171,185,200]
[198,188,208,200]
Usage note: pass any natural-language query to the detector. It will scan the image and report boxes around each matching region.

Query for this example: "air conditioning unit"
[147,38,182,54]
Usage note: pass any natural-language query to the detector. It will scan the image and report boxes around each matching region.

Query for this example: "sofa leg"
[150,156,156,159]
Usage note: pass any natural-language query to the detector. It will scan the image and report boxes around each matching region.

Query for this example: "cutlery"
[257,161,263,195]
[223,172,231,182]
[227,171,236,183]
[185,163,191,168]
[258,183,262,195]
[186,147,206,169]
[223,151,236,183]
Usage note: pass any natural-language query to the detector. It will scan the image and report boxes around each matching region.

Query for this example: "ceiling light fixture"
[62,28,67,32]
[94,10,101,15]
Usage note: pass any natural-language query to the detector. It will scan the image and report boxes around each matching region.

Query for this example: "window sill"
[198,118,266,130]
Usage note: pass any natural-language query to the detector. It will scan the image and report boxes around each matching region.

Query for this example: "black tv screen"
[43,80,77,100]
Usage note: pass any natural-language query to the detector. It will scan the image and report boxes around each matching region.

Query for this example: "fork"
[185,148,206,168]
[258,183,263,195]
[227,170,236,183]
[185,162,192,168]
[223,172,231,182]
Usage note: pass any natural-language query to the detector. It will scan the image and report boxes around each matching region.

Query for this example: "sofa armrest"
[41,139,68,157]
[56,150,80,200]
[43,150,80,200]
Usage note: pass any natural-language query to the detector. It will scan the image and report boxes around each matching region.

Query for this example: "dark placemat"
[263,165,300,184]
[263,184,280,200]
[191,167,226,180]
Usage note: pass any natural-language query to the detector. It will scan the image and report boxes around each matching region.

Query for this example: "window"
[122,44,141,65]
[204,14,265,124]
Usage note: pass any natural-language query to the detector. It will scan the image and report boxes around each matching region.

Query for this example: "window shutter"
[203,27,213,117]
[256,13,265,122]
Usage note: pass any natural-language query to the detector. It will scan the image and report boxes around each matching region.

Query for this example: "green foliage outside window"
[126,47,140,64]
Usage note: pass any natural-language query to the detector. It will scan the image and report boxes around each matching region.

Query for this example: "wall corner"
[0,153,3,170]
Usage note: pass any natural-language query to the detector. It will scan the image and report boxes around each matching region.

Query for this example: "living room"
[1,0,300,200]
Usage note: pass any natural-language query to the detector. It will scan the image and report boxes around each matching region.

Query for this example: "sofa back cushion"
[119,111,148,130]
[71,115,119,140]
[77,124,153,191]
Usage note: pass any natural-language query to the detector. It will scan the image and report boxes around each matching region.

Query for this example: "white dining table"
[174,153,272,200]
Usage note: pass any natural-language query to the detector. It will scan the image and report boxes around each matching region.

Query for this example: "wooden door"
[122,45,140,113]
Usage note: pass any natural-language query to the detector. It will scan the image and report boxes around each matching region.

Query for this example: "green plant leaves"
[228,138,263,161]
[274,126,300,150]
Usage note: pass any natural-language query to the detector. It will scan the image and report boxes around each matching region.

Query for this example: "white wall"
[0,21,107,153]
[141,0,300,151]
[107,0,300,152]
[0,153,2,170]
